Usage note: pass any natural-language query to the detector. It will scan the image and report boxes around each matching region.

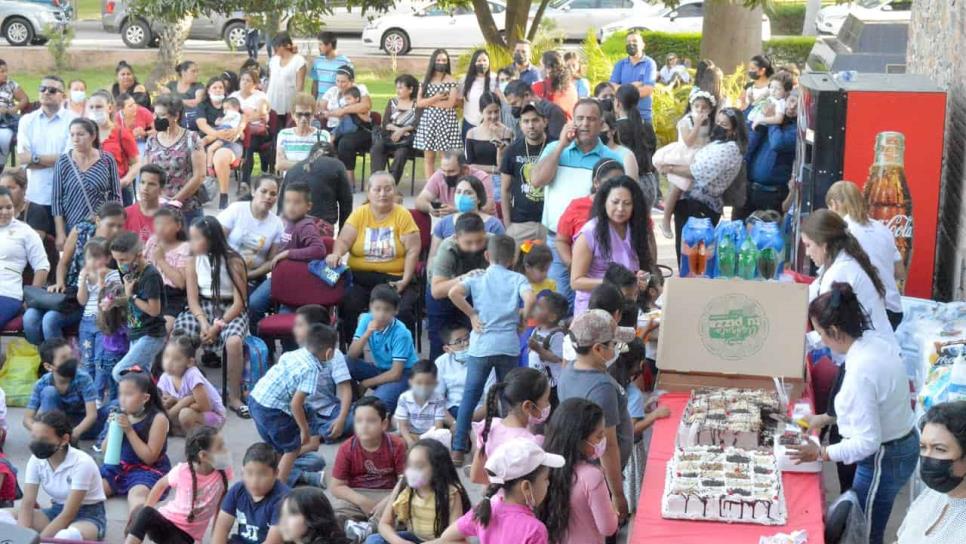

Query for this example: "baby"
[332,86,372,139]
[749,72,793,129]
[206,96,244,168]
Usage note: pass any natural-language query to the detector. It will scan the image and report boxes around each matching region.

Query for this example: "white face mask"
[604,343,621,368]
[70,90,86,103]
[405,467,429,489]
[88,110,107,125]
[211,451,232,471]
[209,94,225,104]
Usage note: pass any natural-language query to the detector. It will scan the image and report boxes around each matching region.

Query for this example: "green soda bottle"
[717,234,737,278]
[737,237,758,280]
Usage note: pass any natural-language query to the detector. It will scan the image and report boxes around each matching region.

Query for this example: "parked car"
[815,0,912,36]
[598,0,772,43]
[807,11,909,74]
[0,0,69,46]
[101,0,249,49]
[540,0,662,41]
[322,1,419,34]
[362,0,511,56]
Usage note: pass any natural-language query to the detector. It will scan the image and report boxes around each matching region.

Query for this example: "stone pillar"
[906,0,966,300]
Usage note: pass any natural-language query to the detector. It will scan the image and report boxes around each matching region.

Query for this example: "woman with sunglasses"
[276,92,328,175]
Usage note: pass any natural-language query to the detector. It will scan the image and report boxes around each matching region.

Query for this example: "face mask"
[603,343,620,368]
[56,359,78,379]
[88,110,107,125]
[211,451,232,471]
[453,349,469,364]
[443,174,459,188]
[455,194,476,213]
[499,81,509,94]
[529,403,551,425]
[511,106,522,119]
[209,94,225,104]
[70,90,86,103]
[117,262,133,275]
[29,440,61,459]
[710,125,728,142]
[599,98,614,112]
[748,70,760,80]
[434,62,449,73]
[920,456,965,493]
[154,117,170,132]
[588,437,607,461]
[625,44,639,57]
[600,133,611,145]
[405,467,429,489]
[412,385,434,400]
[513,52,526,65]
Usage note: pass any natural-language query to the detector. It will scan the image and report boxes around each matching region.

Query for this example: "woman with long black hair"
[414,49,461,180]
[461,49,497,139]
[173,216,249,418]
[532,50,578,120]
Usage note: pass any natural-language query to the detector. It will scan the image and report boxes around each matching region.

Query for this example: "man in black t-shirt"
[500,104,549,245]
[280,142,353,230]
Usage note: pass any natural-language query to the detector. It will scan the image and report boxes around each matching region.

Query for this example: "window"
[489,2,505,13]
[674,3,703,17]
[424,4,449,16]
[598,0,629,8]
[569,0,597,9]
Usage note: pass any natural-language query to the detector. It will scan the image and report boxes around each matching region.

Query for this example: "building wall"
[907,0,966,300]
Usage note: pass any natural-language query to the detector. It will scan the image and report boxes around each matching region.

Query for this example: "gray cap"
[569,309,637,348]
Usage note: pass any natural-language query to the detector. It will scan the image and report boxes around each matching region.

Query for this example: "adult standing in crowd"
[428,175,504,261]
[16,75,73,243]
[601,112,638,181]
[0,186,49,329]
[116,92,154,152]
[613,84,655,192]
[66,80,87,117]
[87,91,140,206]
[111,61,147,107]
[370,74,418,185]
[163,61,204,109]
[465,92,513,189]
[319,65,372,189]
[325,172,421,338]
[564,51,590,98]
[740,54,774,111]
[311,31,351,99]
[533,51,579,120]
[124,164,165,242]
[143,95,206,225]
[825,180,905,329]
[788,283,917,544]
[461,49,498,138]
[275,92,326,175]
[897,401,966,543]
[230,68,272,190]
[280,141,352,229]
[509,40,541,85]
[0,59,28,167]
[414,49,461,180]
[609,31,657,155]
[52,118,121,247]
[658,108,746,258]
[266,32,307,129]
[195,76,244,209]
[415,151,495,215]
[571,176,653,315]
[530,99,622,310]
[736,89,798,220]
[500,103,549,245]
[503,80,566,142]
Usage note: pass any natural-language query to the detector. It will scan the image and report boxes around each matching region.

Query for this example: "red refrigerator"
[795,72,947,299]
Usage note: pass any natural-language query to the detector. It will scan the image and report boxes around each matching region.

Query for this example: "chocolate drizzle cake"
[677,387,782,449]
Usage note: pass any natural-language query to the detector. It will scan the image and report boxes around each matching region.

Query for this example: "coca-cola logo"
[884,215,913,238]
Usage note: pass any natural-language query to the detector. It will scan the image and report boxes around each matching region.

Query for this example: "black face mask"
[443,174,459,188]
[710,125,729,142]
[599,98,614,113]
[626,44,639,56]
[920,456,966,493]
[748,70,760,80]
[29,439,62,460]
[153,116,170,132]
[600,133,611,145]
[513,52,526,65]
[56,359,78,380]
[511,106,522,119]
[434,63,449,73]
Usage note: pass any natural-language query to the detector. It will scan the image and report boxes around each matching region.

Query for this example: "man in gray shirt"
[557,309,637,524]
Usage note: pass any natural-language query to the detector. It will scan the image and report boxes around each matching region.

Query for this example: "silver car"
[101,0,249,49]
[0,0,69,46]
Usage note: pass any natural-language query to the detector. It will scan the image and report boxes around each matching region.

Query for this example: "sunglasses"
[39,86,63,95]
[294,112,313,118]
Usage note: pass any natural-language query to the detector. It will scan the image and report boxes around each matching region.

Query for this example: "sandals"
[230,404,251,419]
[660,222,675,239]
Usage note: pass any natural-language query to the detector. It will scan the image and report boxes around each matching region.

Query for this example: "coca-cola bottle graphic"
[864,131,912,291]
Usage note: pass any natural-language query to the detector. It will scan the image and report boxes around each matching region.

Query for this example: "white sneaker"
[344,520,373,542]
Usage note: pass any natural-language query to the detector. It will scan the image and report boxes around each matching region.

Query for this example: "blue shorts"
[309,406,355,441]
[42,501,107,539]
[100,460,170,496]
[249,398,302,453]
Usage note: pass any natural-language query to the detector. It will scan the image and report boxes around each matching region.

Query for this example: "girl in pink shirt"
[470,367,551,484]
[539,398,619,544]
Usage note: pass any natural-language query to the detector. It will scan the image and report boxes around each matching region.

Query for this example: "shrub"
[455,19,564,77]
[766,3,807,36]
[582,29,612,87]
[45,23,74,73]
[764,36,817,67]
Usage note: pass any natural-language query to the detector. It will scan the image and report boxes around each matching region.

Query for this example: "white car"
[815,0,912,36]
[321,1,420,34]
[362,0,509,56]
[540,0,663,41]
[598,0,772,43]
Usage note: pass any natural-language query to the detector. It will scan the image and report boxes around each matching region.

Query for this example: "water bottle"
[752,221,784,280]
[104,413,123,466]
[737,236,758,280]
[948,354,966,402]
[717,233,737,278]
[491,173,502,203]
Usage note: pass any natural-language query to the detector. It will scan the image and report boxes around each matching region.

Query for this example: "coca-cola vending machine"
[794,72,946,299]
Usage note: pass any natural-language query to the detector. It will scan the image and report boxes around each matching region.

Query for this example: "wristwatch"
[30,153,39,165]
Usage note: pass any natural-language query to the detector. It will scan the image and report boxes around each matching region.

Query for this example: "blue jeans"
[453,354,518,452]
[426,288,469,362]
[79,316,107,398]
[38,386,105,440]
[547,233,574,315]
[23,307,82,346]
[310,406,355,439]
[851,430,919,544]
[288,451,326,488]
[347,356,411,414]
[365,532,422,543]
[248,278,272,333]
[112,334,167,382]
[0,295,21,329]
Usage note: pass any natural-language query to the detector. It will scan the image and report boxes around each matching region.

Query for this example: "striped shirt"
[250,347,322,415]
[539,140,623,232]
[52,152,121,233]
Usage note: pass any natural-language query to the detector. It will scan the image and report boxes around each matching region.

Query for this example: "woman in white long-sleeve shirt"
[788,282,917,544]
[825,180,905,330]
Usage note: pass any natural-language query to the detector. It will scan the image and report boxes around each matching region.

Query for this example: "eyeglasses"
[294,112,313,118]
[446,334,470,346]
[39,86,63,95]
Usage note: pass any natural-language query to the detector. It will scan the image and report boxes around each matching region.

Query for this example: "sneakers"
[344,520,373,542]
[299,469,327,489]
[660,221,674,239]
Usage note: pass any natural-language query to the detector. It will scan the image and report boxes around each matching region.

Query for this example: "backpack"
[0,454,23,506]
[242,336,271,399]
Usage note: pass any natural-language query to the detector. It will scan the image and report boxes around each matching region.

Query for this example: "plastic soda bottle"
[737,237,758,280]
[717,234,737,278]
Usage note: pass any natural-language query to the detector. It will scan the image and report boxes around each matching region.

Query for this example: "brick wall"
[907,0,966,300]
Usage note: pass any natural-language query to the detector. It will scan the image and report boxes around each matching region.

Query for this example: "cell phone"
[431,201,443,210]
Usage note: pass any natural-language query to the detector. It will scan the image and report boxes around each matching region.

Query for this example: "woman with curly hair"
[532,51,578,120]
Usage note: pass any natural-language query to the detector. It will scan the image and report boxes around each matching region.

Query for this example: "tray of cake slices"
[662,445,788,525]
[677,387,783,449]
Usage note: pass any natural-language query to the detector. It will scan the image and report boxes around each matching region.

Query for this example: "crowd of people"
[0,29,958,544]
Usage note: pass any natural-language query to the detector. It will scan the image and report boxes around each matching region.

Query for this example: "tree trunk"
[471,0,506,48]
[802,0,822,35]
[504,0,531,48]
[527,0,551,42]
[148,15,193,93]
[699,1,763,76]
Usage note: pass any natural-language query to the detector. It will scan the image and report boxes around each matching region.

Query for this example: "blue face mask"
[455,194,476,213]
[117,262,131,275]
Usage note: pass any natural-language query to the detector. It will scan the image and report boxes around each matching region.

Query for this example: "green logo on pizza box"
[698,294,769,360]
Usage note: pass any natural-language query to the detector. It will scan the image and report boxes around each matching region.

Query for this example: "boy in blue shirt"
[347,284,419,414]
[22,338,101,440]
[212,442,290,544]
[448,234,535,463]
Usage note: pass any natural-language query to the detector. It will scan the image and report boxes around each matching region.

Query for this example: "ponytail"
[473,483,504,527]
[480,383,506,454]
[803,209,886,298]
[808,282,871,340]
[480,367,550,454]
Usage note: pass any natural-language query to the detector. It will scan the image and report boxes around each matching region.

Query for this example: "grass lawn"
[74,0,101,21]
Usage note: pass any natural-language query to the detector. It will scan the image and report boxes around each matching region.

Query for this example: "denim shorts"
[249,398,302,452]
[42,501,107,539]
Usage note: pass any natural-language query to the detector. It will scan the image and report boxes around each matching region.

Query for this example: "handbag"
[23,285,78,312]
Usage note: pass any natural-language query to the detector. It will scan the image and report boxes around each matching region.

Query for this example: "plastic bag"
[0,339,41,407]
[759,529,807,544]
[824,490,868,544]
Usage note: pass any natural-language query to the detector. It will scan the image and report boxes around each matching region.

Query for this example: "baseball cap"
[570,309,636,348]
[520,103,544,117]
[485,438,565,484]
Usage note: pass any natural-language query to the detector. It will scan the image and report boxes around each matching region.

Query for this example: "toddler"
[749,72,793,129]
[96,281,129,402]
[332,87,372,139]
[76,237,120,402]
[526,292,568,385]
[206,97,244,170]
[520,241,556,295]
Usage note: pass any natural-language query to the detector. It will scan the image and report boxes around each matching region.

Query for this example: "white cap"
[484,438,565,484]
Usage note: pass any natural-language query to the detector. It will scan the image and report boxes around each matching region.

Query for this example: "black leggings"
[370,140,413,184]
[337,130,373,171]
[127,505,194,544]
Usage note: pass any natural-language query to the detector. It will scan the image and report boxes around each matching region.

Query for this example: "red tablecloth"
[632,392,826,544]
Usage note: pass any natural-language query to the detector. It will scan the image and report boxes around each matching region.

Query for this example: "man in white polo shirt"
[529,99,622,312]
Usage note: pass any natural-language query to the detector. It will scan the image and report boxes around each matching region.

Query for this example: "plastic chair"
[353,111,382,191]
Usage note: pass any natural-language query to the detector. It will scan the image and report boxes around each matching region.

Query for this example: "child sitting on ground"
[393,359,447,448]
[211,442,290,544]
[370,438,471,544]
[157,334,225,435]
[434,324,494,424]
[330,396,407,534]
[205,97,244,171]
[527,292,568,387]
[277,488,352,544]
[76,237,121,403]
[100,370,171,514]
[22,339,99,440]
